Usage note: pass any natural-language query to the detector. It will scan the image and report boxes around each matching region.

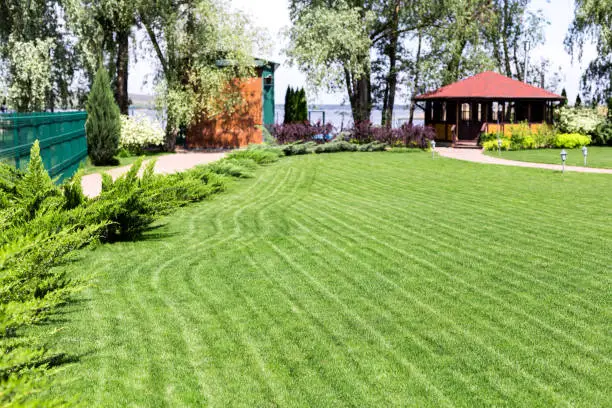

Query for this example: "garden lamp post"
[431,139,436,159]
[560,149,567,173]
[496,103,503,156]
[582,146,587,166]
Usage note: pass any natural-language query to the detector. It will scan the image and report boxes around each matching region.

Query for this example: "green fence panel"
[0,111,87,183]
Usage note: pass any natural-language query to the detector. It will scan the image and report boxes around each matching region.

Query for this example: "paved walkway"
[436,147,612,174]
[82,152,226,197]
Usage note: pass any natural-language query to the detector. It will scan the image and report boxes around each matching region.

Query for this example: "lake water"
[130,105,424,131]
[275,105,424,130]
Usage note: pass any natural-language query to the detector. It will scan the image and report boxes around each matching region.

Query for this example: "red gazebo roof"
[414,71,564,101]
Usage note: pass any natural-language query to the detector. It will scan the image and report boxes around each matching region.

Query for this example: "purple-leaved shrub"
[271,122,335,144]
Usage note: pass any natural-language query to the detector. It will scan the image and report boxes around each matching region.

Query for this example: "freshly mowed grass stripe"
[484,146,612,169]
[49,152,611,407]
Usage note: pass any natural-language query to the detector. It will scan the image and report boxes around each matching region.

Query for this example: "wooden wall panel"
[187,77,263,149]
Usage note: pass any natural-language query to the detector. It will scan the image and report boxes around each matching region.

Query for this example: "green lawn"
[81,151,172,175]
[49,152,611,407]
[484,146,612,169]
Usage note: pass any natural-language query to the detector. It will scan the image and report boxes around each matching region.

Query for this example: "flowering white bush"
[557,107,605,135]
[120,114,165,154]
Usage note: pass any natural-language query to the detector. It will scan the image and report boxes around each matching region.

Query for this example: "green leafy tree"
[566,0,612,103]
[86,67,121,165]
[286,4,373,123]
[1,0,77,111]
[6,39,54,112]
[484,0,546,81]
[139,0,262,150]
[65,0,136,114]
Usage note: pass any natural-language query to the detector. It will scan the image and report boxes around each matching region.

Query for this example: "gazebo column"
[455,103,459,145]
[528,102,532,130]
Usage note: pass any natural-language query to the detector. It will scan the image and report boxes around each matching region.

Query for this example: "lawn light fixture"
[431,139,436,159]
[560,149,567,173]
[582,146,588,166]
[497,136,502,155]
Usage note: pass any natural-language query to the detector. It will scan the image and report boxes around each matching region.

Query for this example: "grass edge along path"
[48,152,611,407]
[483,146,612,169]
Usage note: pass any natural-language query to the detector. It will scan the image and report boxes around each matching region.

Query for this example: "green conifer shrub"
[560,88,568,107]
[86,67,121,166]
[284,86,293,124]
[298,88,308,122]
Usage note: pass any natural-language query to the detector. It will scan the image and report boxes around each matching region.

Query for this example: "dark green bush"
[357,142,387,152]
[86,67,121,166]
[207,158,257,178]
[313,141,358,153]
[227,148,282,164]
[479,131,500,143]
[593,122,612,146]
[280,141,317,156]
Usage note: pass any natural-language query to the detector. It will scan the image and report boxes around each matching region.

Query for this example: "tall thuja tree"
[575,94,582,108]
[297,88,308,122]
[86,67,121,165]
[560,88,568,107]
[139,0,261,150]
[284,86,294,124]
[566,0,612,104]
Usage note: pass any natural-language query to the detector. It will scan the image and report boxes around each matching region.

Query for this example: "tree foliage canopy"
[138,0,264,148]
[566,0,612,103]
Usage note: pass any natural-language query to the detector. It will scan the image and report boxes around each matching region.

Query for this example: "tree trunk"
[445,37,467,85]
[382,1,400,127]
[164,121,178,152]
[409,31,423,125]
[502,0,513,77]
[345,65,372,124]
[114,29,130,115]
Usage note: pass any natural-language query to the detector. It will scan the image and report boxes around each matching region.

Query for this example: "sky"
[129,0,597,105]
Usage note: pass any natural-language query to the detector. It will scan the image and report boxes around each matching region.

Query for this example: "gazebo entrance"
[458,102,485,141]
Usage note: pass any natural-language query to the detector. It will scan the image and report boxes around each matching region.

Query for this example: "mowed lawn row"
[50,152,611,407]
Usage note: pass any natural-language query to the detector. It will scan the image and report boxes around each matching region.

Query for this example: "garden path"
[81,151,226,197]
[436,147,612,174]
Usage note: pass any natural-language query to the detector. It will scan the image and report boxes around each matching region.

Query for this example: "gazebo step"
[454,141,480,149]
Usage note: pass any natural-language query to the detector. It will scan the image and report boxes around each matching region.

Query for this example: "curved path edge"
[81,152,227,198]
[436,147,612,174]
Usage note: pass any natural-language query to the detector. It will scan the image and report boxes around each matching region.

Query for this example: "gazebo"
[413,71,565,147]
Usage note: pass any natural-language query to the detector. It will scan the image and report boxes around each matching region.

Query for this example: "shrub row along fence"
[0,111,87,182]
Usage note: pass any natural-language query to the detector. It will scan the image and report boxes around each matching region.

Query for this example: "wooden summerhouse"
[186,59,279,149]
[413,71,565,147]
